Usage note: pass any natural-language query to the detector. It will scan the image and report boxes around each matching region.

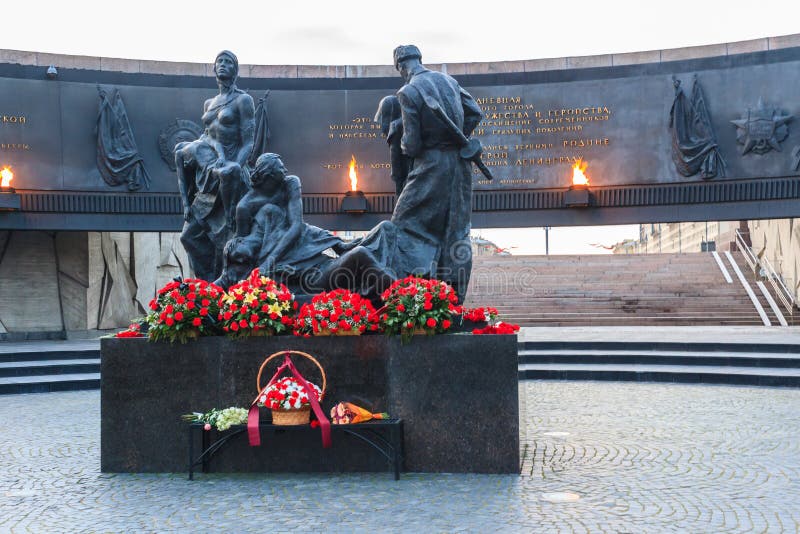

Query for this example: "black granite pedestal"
[100,334,519,474]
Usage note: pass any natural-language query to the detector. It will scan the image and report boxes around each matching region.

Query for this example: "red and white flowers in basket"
[146,277,224,343]
[257,376,323,411]
[294,288,380,337]
[380,276,458,339]
[218,269,297,337]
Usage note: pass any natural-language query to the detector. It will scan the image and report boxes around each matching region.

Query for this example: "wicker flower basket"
[271,405,311,425]
[256,350,327,426]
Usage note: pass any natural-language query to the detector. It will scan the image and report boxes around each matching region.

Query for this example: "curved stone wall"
[1,32,800,232]
[2,34,799,77]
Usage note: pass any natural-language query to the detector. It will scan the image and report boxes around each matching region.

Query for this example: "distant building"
[613,222,740,254]
[471,236,509,256]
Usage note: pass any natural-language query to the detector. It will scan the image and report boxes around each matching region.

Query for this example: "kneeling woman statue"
[214,153,345,290]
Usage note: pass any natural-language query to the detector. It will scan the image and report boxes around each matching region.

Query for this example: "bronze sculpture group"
[177,46,487,302]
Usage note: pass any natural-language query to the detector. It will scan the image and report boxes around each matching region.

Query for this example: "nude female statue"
[175,50,255,281]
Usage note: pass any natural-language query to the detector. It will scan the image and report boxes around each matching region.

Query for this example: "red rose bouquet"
[462,306,499,324]
[380,276,458,340]
[465,306,520,335]
[146,277,223,343]
[294,288,379,337]
[115,322,144,338]
[218,269,296,337]
[472,322,521,335]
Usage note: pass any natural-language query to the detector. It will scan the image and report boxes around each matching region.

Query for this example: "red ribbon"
[248,352,331,449]
[247,404,261,446]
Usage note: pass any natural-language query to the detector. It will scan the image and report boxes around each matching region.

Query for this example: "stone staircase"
[517,340,800,387]
[466,252,789,326]
[0,340,100,394]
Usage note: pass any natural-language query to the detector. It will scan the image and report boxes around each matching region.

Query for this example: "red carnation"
[200,308,208,316]
[174,311,184,321]
[192,317,202,327]
[250,314,259,323]
[397,303,406,312]
[442,319,451,329]
[165,317,175,326]
[426,317,436,328]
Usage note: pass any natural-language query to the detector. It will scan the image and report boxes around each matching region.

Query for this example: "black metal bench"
[188,418,404,480]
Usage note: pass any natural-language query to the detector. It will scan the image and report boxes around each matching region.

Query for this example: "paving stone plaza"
[2,381,799,532]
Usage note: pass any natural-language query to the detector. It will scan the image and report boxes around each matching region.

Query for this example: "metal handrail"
[735,229,795,315]
[735,230,759,273]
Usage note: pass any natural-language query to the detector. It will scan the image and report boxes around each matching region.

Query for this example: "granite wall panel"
[0,231,62,332]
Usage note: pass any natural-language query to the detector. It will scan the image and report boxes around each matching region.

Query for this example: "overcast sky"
[2,1,797,65]
[3,1,794,254]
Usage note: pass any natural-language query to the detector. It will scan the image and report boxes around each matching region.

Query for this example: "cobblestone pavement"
[1,382,799,533]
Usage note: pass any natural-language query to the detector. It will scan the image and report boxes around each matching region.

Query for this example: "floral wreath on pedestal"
[294,288,379,337]
[380,276,458,341]
[218,269,297,337]
[146,277,223,343]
